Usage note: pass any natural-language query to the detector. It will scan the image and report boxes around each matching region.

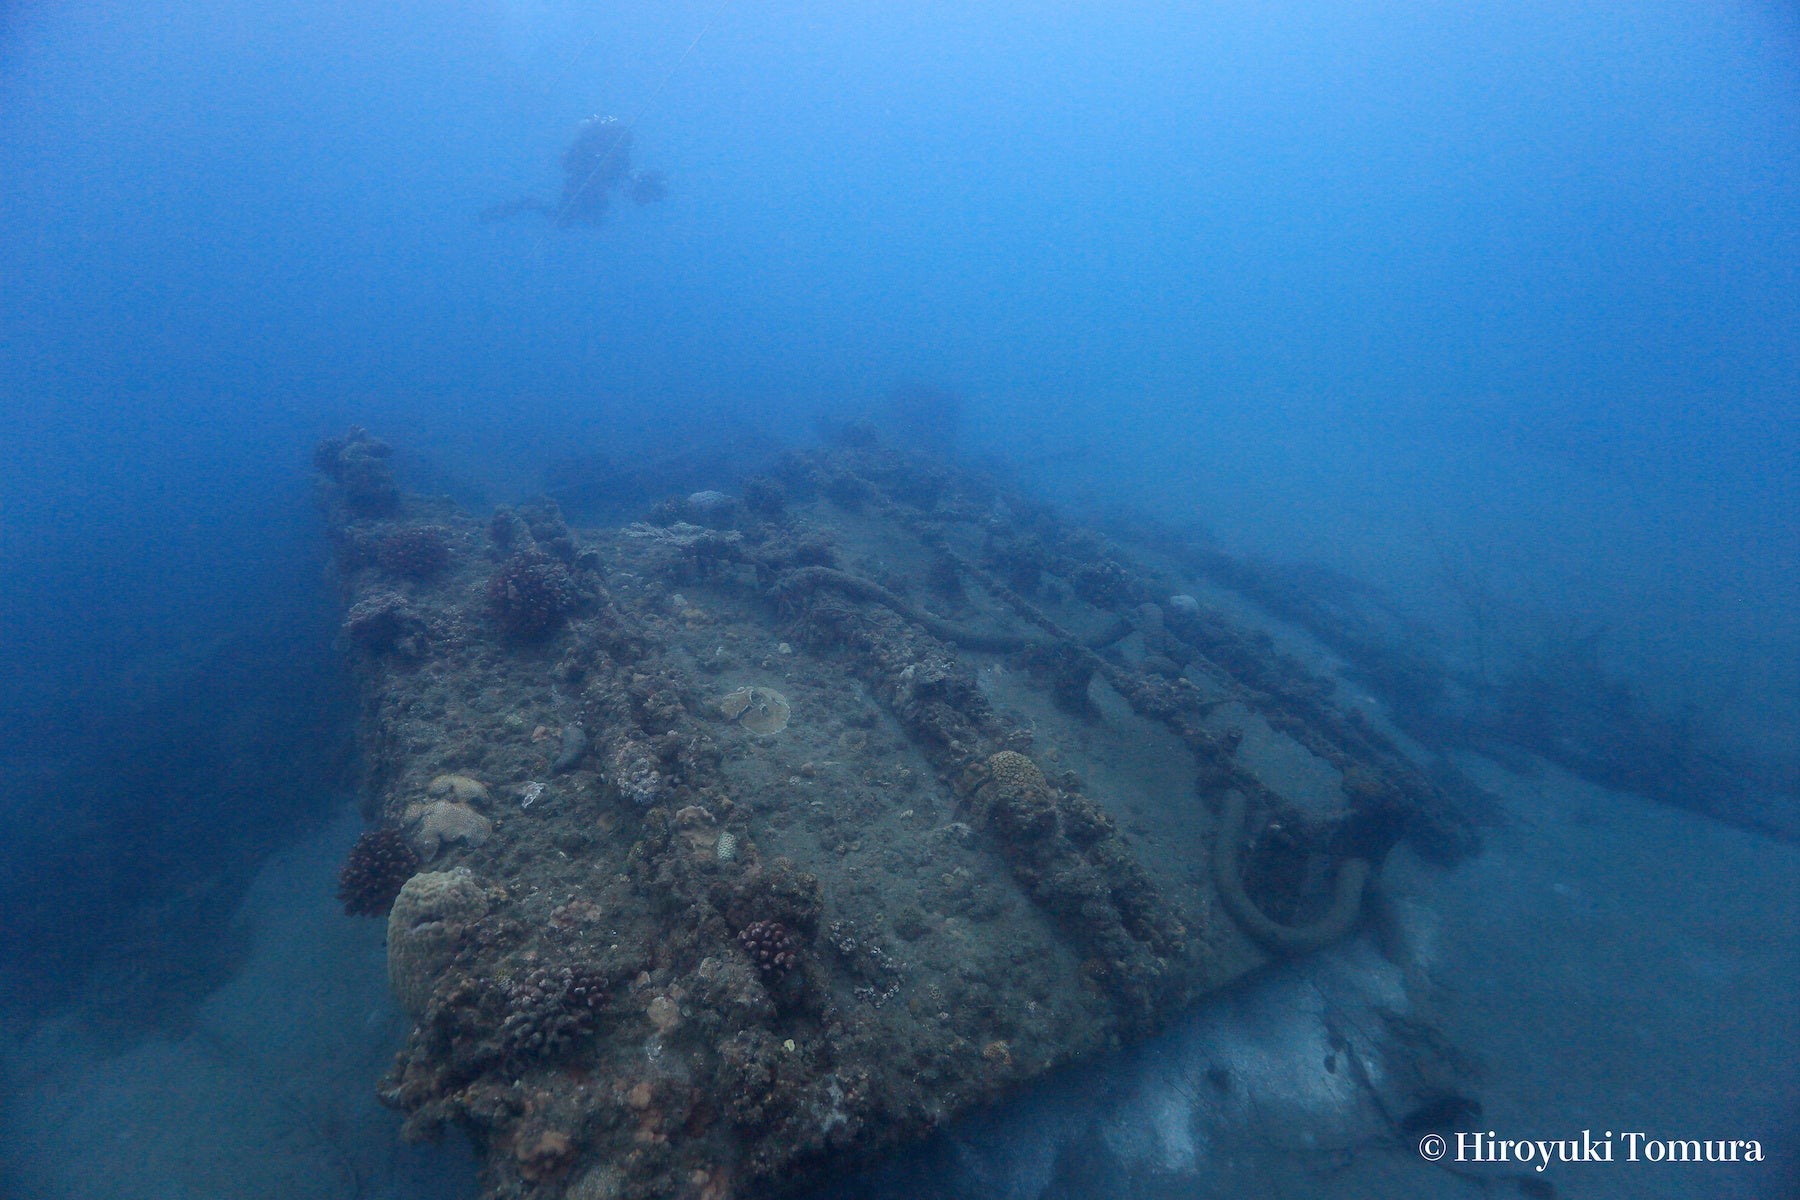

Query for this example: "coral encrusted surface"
[318,431,1475,1200]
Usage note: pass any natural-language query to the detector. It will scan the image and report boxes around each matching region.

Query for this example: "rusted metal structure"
[317,427,1472,1200]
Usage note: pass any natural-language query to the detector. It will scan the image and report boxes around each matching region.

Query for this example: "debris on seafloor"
[318,428,1481,1200]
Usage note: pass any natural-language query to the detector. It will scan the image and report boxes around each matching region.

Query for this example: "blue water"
[2,1,1795,1197]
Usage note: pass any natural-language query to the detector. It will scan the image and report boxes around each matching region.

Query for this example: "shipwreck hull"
[318,429,1472,1200]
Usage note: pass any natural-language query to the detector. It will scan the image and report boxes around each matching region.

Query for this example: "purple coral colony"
[319,425,1472,1199]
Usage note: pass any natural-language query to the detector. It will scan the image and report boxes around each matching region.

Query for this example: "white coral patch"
[407,800,493,861]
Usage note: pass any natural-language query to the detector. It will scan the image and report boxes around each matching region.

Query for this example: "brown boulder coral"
[387,869,488,1017]
[971,750,1058,841]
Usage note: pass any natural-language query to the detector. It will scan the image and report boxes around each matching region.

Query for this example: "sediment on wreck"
[316,427,1479,1200]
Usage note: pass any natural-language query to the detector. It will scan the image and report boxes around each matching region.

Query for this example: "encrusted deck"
[318,428,1472,1200]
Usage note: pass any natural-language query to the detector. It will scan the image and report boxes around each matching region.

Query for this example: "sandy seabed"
[4,709,1792,1200]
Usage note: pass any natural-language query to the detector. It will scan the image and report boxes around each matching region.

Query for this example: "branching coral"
[737,920,802,977]
[499,964,607,1061]
[486,552,581,639]
[337,828,421,916]
[375,525,451,579]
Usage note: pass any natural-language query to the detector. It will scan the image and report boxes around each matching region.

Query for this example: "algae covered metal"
[318,426,1473,1199]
